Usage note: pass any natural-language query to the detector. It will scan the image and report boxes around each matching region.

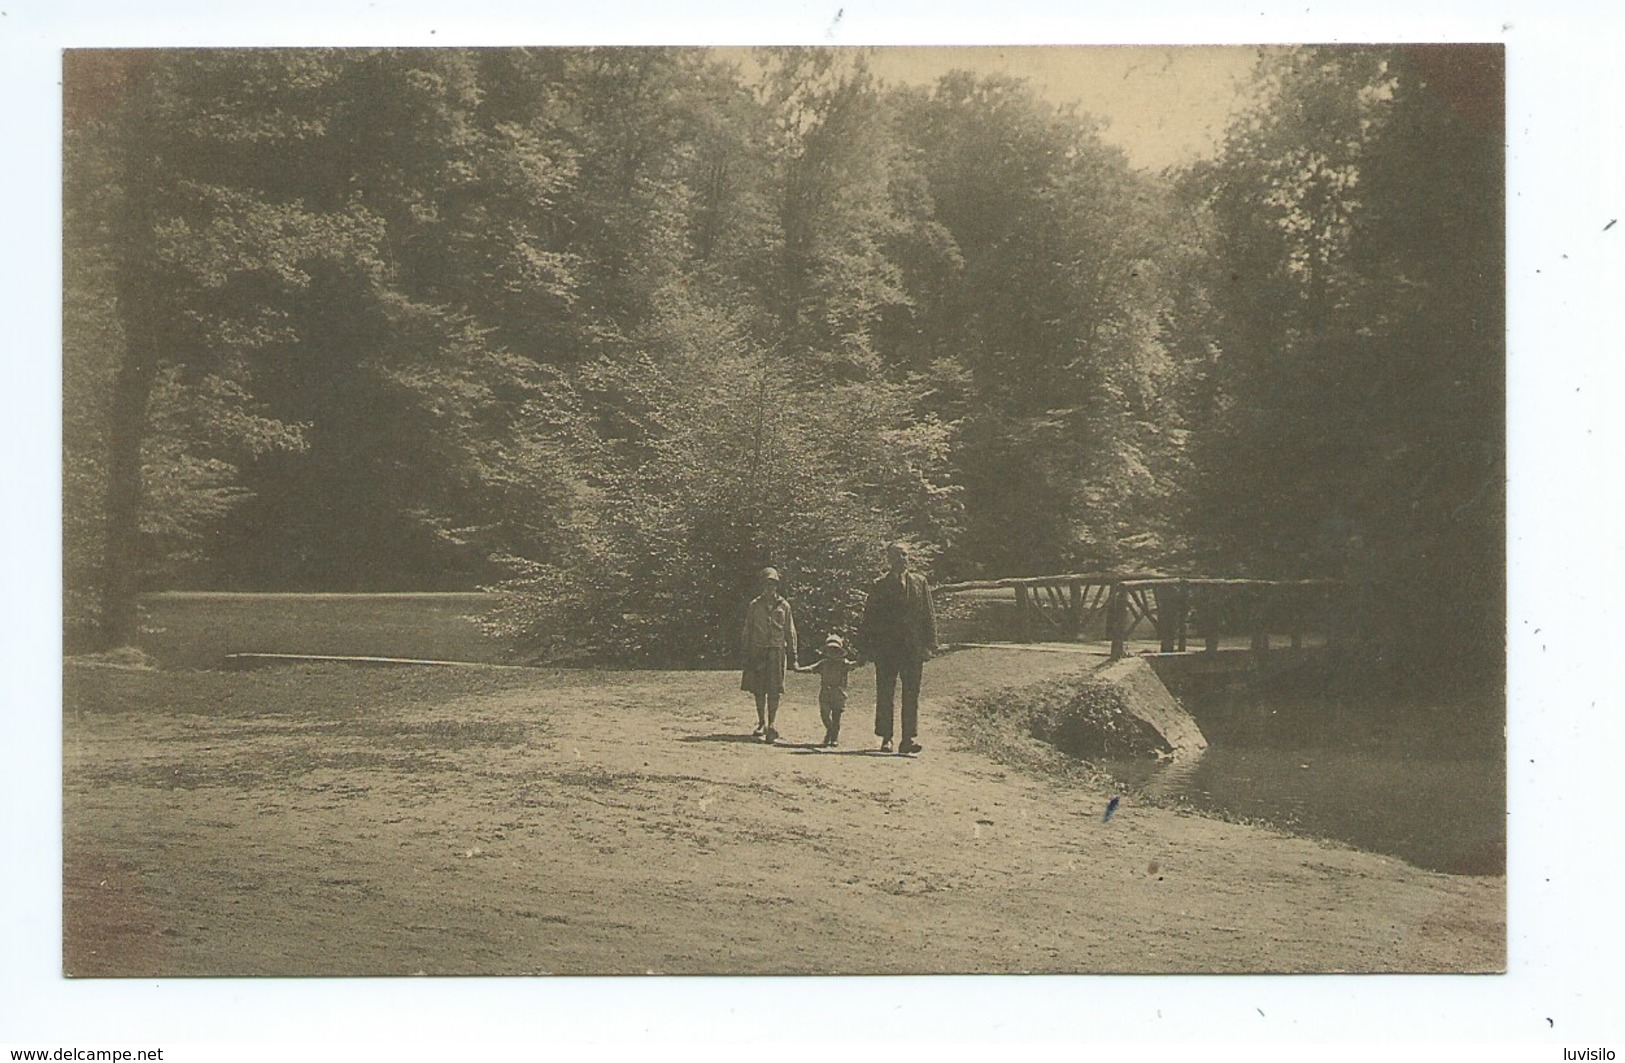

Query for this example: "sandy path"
[63,650,1504,975]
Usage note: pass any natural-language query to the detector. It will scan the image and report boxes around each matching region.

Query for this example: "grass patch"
[948,672,1168,787]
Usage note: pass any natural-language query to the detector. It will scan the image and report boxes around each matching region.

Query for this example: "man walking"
[740,567,798,744]
[858,542,936,754]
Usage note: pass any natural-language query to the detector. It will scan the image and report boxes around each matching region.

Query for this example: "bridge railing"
[935,573,1341,659]
[934,572,1165,643]
[1109,577,1341,660]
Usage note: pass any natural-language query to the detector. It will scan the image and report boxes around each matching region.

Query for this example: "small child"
[796,634,864,748]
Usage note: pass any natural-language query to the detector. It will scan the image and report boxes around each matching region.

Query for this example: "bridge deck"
[950,633,1327,656]
[937,576,1339,661]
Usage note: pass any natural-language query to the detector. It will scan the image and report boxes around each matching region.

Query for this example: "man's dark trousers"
[874,655,924,742]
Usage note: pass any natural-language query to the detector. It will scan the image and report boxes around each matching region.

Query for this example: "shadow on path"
[677,733,920,758]
[676,734,923,757]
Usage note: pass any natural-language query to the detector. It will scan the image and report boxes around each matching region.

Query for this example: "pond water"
[1100,683,1505,876]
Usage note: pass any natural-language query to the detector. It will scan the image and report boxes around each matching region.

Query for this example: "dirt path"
[63,650,1504,975]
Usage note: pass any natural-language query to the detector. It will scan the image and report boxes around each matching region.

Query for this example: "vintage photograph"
[61,44,1505,977]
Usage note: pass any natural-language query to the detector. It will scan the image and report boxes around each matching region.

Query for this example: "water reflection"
[1102,686,1505,876]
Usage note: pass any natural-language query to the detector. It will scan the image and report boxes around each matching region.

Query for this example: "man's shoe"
[752,724,765,737]
[879,738,893,753]
[900,740,923,755]
[764,728,778,744]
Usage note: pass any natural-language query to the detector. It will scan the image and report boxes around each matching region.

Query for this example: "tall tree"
[65,48,592,633]
[215,49,586,589]
[755,48,912,378]
[65,51,327,644]
[1180,45,1504,679]
[891,72,1186,576]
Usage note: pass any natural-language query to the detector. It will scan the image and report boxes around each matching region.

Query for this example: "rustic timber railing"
[935,573,1341,661]
[934,572,1165,642]
[1109,577,1340,660]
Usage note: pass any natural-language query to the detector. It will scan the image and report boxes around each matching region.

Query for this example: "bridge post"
[1250,590,1270,661]
[1176,580,1190,653]
[1155,581,1192,653]
[1014,584,1035,643]
[1201,588,1221,654]
[1159,584,1177,654]
[1064,580,1083,640]
[1107,585,1127,659]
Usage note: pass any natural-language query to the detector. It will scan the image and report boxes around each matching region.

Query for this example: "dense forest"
[63,45,1503,680]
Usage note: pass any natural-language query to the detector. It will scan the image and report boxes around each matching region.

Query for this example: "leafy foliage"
[1178,46,1504,678]
[889,73,1193,575]
[485,322,959,665]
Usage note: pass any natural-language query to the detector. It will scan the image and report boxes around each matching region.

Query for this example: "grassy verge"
[943,669,1164,791]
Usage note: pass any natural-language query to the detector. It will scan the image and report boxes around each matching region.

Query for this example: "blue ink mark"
[1104,795,1120,822]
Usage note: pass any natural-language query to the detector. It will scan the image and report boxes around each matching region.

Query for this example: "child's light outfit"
[809,656,855,745]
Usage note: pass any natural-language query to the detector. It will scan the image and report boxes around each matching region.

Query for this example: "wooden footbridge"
[934,572,1341,664]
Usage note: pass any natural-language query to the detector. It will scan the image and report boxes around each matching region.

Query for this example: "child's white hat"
[823,634,845,649]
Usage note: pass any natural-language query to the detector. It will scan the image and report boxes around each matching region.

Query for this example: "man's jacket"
[859,570,936,662]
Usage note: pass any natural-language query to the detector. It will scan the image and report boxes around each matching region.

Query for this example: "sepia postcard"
[6,2,1622,1057]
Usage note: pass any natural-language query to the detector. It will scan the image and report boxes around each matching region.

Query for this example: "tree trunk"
[97,116,161,650]
[98,340,156,649]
